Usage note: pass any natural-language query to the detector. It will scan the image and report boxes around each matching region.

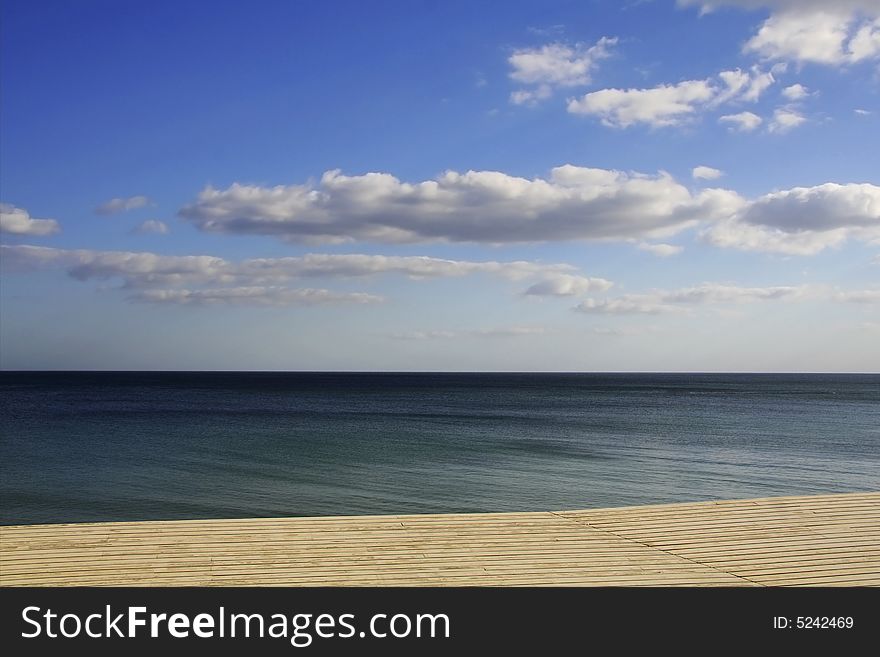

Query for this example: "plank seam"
[548,512,765,587]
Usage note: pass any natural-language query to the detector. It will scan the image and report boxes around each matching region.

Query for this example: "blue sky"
[1,0,878,371]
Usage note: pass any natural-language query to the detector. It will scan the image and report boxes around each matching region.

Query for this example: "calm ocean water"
[0,372,878,525]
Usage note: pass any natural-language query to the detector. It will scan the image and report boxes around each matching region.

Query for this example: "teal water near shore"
[1,372,877,525]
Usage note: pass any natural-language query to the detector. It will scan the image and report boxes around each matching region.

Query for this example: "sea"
[0,371,877,525]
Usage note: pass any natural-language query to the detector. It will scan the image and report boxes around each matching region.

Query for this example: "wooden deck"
[1,492,878,586]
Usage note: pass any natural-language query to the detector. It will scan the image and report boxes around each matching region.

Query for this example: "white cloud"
[768,107,807,132]
[133,219,169,235]
[848,17,880,61]
[95,195,150,216]
[510,86,552,106]
[781,83,810,99]
[523,273,613,297]
[703,182,880,254]
[588,326,658,337]
[508,38,617,104]
[834,289,880,303]
[719,111,763,131]
[473,326,548,337]
[0,245,608,299]
[179,165,740,244]
[745,11,858,64]
[1,245,231,287]
[854,108,872,115]
[714,66,776,103]
[738,183,880,231]
[575,295,681,315]
[637,242,684,257]
[0,203,60,236]
[746,11,880,65]
[741,68,777,101]
[714,69,751,103]
[176,169,880,255]
[703,220,852,255]
[567,79,716,127]
[575,283,810,314]
[693,165,724,180]
[131,287,383,306]
[679,1,880,66]
[577,281,879,316]
[391,327,548,340]
[679,1,878,10]
[662,283,809,303]
[390,330,458,340]
[509,40,615,86]
[568,66,774,128]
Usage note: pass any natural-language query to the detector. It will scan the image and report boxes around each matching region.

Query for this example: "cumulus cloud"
[523,273,613,297]
[703,183,880,254]
[575,283,810,314]
[132,219,169,235]
[781,83,810,100]
[849,16,880,60]
[179,165,741,244]
[746,11,880,65]
[131,287,383,306]
[95,195,150,216]
[637,242,684,257]
[693,165,724,180]
[703,220,852,255]
[833,288,880,303]
[1,245,608,301]
[854,108,872,115]
[0,203,60,236]
[679,1,880,66]
[714,65,776,103]
[738,183,879,231]
[768,106,807,132]
[508,38,617,105]
[568,66,775,128]
[719,111,763,131]
[176,168,880,255]
[567,79,716,127]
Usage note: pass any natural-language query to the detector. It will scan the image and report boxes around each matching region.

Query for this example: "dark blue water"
[0,372,877,525]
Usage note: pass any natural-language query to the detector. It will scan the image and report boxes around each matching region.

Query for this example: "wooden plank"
[1,491,876,587]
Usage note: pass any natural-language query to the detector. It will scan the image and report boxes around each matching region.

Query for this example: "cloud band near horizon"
[176,166,879,255]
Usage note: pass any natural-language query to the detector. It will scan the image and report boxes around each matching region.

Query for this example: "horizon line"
[1,369,878,375]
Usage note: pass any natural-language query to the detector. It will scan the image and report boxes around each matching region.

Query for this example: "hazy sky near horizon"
[1,0,878,371]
